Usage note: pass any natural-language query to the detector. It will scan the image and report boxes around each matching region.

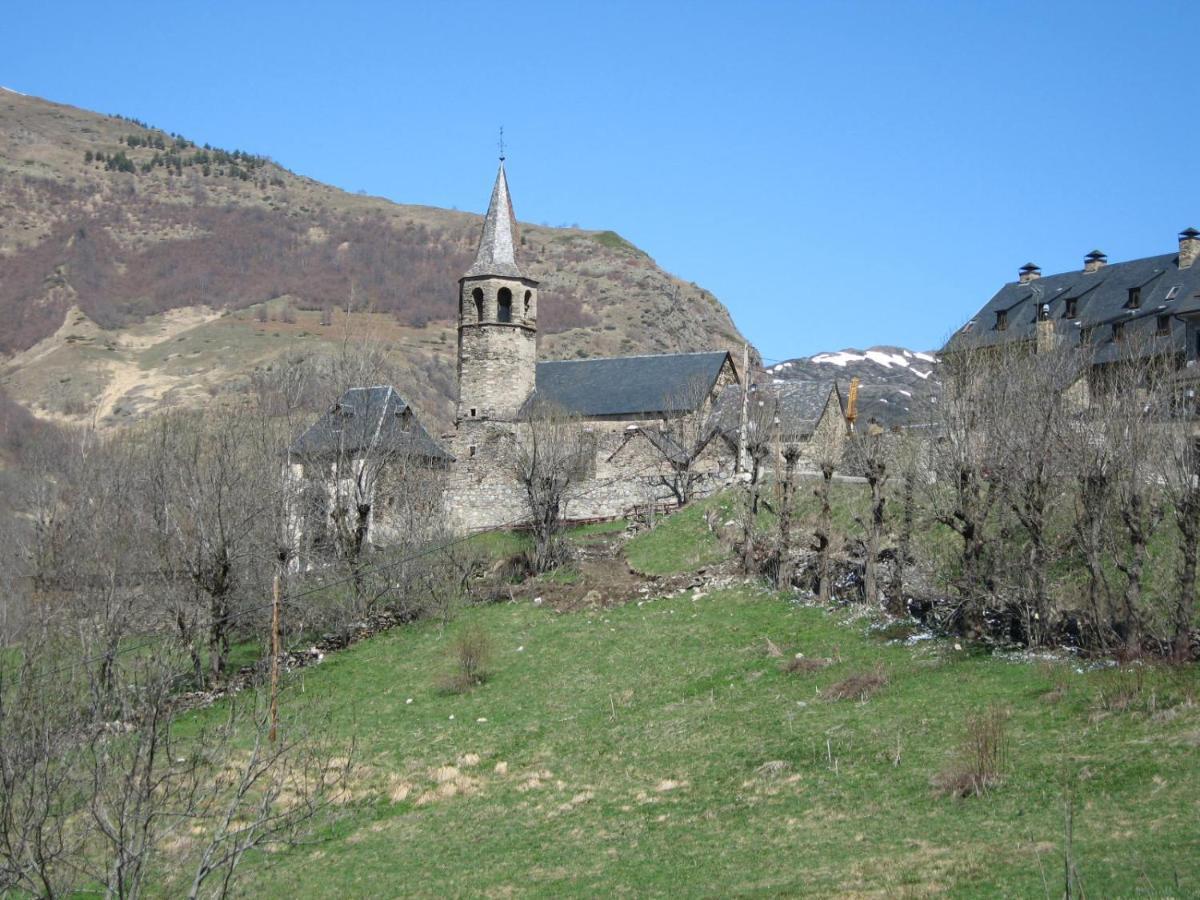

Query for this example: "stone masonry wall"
[457,323,536,422]
[445,417,735,533]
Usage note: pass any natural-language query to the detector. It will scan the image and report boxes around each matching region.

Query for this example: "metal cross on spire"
[498,126,506,162]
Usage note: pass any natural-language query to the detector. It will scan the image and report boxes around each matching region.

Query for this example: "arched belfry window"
[524,290,532,316]
[472,287,484,322]
[497,287,513,323]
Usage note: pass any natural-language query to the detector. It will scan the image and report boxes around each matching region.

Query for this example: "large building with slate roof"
[943,228,1200,404]
[447,163,741,530]
[287,385,451,559]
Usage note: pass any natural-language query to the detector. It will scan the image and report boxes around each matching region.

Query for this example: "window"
[497,287,512,323]
[1081,326,1094,344]
[469,408,476,418]
[1166,285,1181,301]
[1157,315,1171,336]
[1064,297,1078,318]
[1113,322,1125,342]
[1127,287,1141,309]
[468,446,476,458]
[524,290,532,316]
[995,310,1008,331]
[472,287,484,321]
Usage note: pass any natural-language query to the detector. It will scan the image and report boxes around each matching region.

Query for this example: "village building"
[290,162,866,541]
[287,385,451,561]
[943,228,1200,409]
[445,162,743,531]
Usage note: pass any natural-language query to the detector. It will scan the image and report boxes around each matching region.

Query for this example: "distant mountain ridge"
[766,346,940,427]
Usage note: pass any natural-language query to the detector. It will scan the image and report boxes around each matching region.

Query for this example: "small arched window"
[472,287,484,321]
[497,287,512,323]
[524,290,532,316]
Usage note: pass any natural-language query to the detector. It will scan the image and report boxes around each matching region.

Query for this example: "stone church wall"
[445,417,735,533]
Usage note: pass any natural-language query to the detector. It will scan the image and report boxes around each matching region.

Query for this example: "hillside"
[0,89,747,430]
[162,503,1199,897]
[768,346,941,427]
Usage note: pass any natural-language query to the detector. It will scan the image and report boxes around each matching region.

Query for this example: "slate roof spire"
[464,161,524,279]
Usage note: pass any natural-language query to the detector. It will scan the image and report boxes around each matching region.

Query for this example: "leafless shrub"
[932,704,1010,798]
[512,399,593,573]
[783,656,831,675]
[439,624,492,694]
[820,664,888,701]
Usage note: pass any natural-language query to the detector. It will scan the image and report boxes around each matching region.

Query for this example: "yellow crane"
[846,376,860,432]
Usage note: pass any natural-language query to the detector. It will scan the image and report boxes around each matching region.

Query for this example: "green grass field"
[163,511,1200,897]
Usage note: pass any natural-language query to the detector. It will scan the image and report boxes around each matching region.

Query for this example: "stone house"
[446,162,741,532]
[943,228,1200,410]
[708,379,850,475]
[288,385,451,561]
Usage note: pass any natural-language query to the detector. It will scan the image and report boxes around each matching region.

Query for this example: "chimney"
[1179,227,1200,270]
[1083,250,1107,274]
[1036,304,1058,353]
[1018,262,1041,284]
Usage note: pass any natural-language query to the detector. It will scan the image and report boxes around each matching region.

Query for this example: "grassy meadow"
[158,510,1200,898]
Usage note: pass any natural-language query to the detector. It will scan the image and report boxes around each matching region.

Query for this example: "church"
[445,161,742,531]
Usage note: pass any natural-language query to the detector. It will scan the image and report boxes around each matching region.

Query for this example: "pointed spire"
[464,162,524,278]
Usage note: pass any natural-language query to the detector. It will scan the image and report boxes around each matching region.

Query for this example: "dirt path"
[511,535,736,612]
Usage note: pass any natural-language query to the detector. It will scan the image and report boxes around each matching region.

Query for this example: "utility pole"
[737,343,750,475]
[269,571,281,743]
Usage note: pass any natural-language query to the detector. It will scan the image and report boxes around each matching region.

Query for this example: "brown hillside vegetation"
[0,89,748,428]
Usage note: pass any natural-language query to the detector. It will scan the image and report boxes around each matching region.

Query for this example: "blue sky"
[6,1,1200,362]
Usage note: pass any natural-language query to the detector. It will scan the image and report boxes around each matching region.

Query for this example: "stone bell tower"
[456,161,539,424]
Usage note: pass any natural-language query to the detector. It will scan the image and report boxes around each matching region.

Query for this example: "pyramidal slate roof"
[713,380,842,441]
[464,162,524,279]
[289,386,452,462]
[943,250,1200,363]
[531,351,733,418]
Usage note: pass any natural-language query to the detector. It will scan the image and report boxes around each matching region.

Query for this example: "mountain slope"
[766,346,940,427]
[0,89,748,429]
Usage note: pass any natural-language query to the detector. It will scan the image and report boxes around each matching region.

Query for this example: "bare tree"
[512,399,593,573]
[1162,420,1200,660]
[647,375,723,508]
[812,459,836,605]
[927,349,1003,636]
[886,431,922,617]
[986,346,1077,646]
[739,386,779,573]
[844,423,889,607]
[773,443,802,590]
[0,630,350,899]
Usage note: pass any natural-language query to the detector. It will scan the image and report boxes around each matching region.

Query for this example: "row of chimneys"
[1018,227,1200,284]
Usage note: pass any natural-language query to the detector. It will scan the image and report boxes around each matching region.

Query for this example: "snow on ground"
[810,349,917,370]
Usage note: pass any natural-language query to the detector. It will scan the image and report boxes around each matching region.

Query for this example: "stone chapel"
[445,162,740,532]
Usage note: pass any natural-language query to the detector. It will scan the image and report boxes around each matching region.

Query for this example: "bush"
[438,624,492,694]
[931,704,1010,797]
[820,664,888,701]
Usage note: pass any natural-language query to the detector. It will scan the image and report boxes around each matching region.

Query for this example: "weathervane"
[498,126,506,162]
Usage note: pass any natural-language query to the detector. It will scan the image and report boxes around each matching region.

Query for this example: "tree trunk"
[776,450,799,589]
[863,466,885,607]
[886,470,914,617]
[1175,486,1200,660]
[815,463,834,604]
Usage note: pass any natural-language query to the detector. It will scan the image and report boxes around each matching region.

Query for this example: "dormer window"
[1127,287,1142,309]
[995,310,1008,331]
[1157,315,1171,336]
[1064,298,1078,319]
[1112,322,1125,343]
